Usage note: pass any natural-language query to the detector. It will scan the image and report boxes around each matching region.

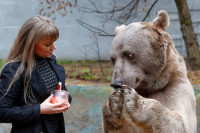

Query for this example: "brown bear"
[102,10,197,133]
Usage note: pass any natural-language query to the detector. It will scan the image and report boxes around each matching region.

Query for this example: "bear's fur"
[102,10,197,133]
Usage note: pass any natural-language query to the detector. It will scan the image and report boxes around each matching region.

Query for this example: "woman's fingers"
[51,102,70,113]
[53,105,69,113]
[66,103,71,108]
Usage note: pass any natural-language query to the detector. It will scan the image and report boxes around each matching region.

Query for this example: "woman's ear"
[152,10,170,31]
[114,24,127,36]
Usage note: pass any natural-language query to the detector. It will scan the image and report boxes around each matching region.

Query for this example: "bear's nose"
[111,80,123,89]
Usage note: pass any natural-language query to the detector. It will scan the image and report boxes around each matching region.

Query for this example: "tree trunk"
[174,0,200,70]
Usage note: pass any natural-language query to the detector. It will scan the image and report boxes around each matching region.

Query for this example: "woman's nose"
[51,43,56,50]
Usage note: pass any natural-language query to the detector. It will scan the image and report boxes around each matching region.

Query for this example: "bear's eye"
[110,57,116,65]
[124,52,134,60]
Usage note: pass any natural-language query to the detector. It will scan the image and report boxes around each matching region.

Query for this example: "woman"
[0,16,72,133]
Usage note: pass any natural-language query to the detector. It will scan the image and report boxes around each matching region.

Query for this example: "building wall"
[0,0,199,60]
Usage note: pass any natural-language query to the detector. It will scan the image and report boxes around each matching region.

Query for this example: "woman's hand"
[40,94,71,114]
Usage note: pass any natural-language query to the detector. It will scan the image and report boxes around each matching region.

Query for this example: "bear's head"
[110,10,182,96]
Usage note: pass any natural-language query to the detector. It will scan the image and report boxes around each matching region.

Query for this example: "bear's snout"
[111,80,123,89]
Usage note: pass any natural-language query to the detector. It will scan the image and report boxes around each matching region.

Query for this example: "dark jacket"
[0,55,72,133]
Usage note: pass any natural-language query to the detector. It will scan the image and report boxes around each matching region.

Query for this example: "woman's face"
[34,37,56,58]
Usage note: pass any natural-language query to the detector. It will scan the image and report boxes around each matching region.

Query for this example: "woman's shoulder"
[1,61,21,73]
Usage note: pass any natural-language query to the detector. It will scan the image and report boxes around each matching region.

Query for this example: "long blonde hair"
[1,16,59,102]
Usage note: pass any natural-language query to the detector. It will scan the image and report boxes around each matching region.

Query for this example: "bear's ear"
[114,24,127,36]
[153,10,170,31]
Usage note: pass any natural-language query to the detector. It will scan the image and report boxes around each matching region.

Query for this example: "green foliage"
[0,59,5,69]
[81,68,90,74]
[56,58,61,65]
[106,77,112,81]
[72,71,78,77]
[81,69,98,80]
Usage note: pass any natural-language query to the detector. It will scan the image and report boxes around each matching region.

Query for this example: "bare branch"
[76,0,136,14]
[117,0,139,24]
[39,0,75,18]
[39,0,158,36]
[76,19,114,36]
[142,0,159,21]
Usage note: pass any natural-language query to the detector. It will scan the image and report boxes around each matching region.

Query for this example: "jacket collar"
[29,68,48,100]
[47,55,64,83]
[29,55,63,101]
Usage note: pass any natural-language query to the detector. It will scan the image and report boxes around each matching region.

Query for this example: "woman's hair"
[1,16,59,103]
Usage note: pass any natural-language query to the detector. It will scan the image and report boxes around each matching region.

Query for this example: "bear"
[102,10,197,133]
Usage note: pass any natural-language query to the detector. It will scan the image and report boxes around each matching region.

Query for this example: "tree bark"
[174,0,200,70]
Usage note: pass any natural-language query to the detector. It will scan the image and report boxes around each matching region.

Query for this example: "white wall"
[0,0,199,60]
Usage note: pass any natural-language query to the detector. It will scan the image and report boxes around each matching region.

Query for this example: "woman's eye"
[124,52,134,60]
[46,43,52,47]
